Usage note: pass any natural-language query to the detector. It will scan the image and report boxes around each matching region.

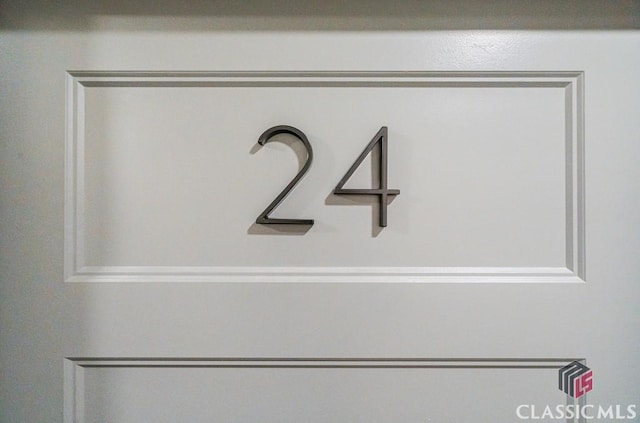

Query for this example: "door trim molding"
[65,71,585,283]
[64,357,587,423]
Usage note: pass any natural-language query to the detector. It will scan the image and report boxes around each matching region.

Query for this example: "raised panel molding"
[65,71,585,283]
[64,357,587,423]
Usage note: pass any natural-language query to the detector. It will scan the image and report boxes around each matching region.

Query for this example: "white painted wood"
[1,2,638,423]
[66,358,580,423]
[65,72,583,283]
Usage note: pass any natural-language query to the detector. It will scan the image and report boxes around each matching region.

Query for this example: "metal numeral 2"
[255,125,314,225]
[255,125,400,228]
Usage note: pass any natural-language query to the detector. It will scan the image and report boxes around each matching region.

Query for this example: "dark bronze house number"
[255,125,400,228]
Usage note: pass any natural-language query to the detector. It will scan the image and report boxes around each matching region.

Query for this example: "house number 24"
[255,125,400,228]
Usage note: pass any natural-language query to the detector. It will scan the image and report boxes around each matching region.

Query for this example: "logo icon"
[559,361,593,399]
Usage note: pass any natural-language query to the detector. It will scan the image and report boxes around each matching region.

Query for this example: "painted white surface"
[66,72,581,283]
[1,2,639,422]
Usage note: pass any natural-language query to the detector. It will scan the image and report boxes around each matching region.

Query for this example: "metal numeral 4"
[333,127,400,227]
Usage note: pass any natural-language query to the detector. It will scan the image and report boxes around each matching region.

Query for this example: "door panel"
[1,2,639,422]
[67,71,581,282]
[68,359,572,423]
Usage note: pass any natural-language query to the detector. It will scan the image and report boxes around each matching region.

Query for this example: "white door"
[1,3,638,422]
